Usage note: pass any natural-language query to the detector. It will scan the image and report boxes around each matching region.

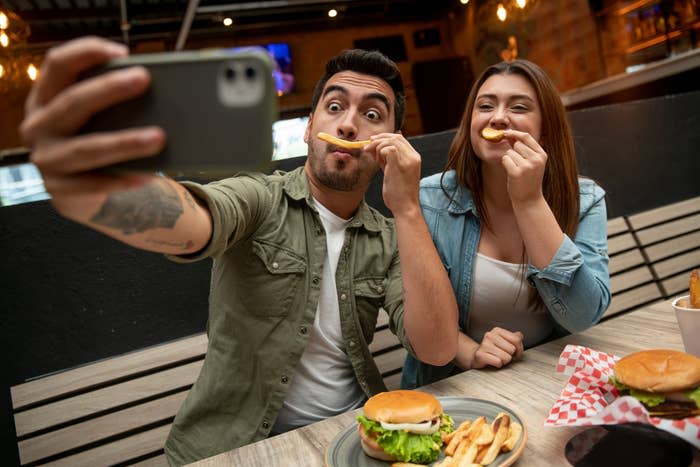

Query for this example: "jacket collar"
[282,166,383,232]
[442,170,479,217]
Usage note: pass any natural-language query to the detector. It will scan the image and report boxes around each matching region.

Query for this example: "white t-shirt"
[468,253,553,348]
[271,198,365,434]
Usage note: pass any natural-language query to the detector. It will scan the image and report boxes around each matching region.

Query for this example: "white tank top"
[271,198,365,434]
[467,253,553,348]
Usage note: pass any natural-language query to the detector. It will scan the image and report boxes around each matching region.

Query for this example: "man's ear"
[303,113,313,143]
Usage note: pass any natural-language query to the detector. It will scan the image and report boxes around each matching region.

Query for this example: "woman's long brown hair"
[443,59,580,306]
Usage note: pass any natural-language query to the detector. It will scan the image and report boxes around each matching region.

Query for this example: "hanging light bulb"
[497,3,507,21]
[0,63,4,78]
[460,0,470,4]
[328,9,338,18]
[0,31,8,47]
[0,11,8,29]
[516,0,527,8]
[223,17,233,26]
[27,63,38,80]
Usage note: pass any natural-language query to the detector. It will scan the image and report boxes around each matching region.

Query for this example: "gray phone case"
[81,49,277,178]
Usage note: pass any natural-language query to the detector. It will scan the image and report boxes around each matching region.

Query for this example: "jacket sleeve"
[526,182,611,333]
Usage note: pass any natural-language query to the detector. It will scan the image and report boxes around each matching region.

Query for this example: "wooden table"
[187,300,700,466]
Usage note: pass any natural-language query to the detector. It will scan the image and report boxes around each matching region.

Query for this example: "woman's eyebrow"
[477,93,535,102]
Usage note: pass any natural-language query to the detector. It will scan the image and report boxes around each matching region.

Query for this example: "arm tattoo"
[182,189,197,210]
[91,182,184,234]
[146,238,195,250]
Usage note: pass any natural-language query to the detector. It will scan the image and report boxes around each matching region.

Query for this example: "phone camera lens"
[225,66,237,80]
[245,67,256,80]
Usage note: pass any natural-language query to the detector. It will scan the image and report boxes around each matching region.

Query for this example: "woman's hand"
[470,327,524,369]
[500,129,547,205]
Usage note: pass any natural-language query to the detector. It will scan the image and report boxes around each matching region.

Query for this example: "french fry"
[501,421,522,452]
[444,420,470,444]
[479,413,511,464]
[317,132,370,149]
[474,444,489,464]
[434,456,454,467]
[690,269,700,308]
[452,417,486,465]
[678,298,691,308]
[445,428,469,456]
[481,127,504,142]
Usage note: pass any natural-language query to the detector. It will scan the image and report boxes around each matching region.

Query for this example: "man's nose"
[336,111,359,139]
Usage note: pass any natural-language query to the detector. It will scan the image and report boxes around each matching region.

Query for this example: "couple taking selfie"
[20,36,610,465]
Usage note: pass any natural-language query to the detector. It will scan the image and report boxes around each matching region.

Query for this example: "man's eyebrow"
[322,85,391,113]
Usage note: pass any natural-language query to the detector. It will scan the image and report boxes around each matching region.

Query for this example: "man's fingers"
[32,127,165,175]
[28,37,128,111]
[44,171,158,200]
[22,67,150,145]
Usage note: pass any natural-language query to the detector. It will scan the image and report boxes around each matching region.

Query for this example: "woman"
[401,59,610,389]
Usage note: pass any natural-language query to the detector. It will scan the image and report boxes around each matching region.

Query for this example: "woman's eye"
[366,110,380,120]
[511,104,529,112]
[477,102,493,110]
[328,102,342,112]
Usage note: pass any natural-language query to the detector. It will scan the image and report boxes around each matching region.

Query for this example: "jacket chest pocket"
[238,240,307,317]
[353,276,386,342]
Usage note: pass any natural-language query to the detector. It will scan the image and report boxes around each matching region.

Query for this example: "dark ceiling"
[1,0,457,52]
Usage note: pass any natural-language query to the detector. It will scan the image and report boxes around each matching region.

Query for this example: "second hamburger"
[357,390,454,463]
[610,348,700,419]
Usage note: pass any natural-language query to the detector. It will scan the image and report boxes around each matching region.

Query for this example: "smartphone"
[80,48,277,178]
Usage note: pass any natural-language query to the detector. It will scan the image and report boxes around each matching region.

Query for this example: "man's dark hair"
[310,49,405,131]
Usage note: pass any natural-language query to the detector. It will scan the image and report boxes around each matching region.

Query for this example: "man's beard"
[308,144,377,191]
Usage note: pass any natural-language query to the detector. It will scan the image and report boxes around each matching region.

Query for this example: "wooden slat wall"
[11,197,699,466]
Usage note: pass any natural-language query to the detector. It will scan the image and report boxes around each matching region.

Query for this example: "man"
[20,37,458,465]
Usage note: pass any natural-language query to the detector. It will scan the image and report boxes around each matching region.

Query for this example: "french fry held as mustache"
[317,132,371,149]
[481,127,505,142]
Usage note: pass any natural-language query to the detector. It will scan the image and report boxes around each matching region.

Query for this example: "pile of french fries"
[436,413,522,467]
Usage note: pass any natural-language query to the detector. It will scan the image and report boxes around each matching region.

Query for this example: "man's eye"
[366,110,380,120]
[328,102,342,112]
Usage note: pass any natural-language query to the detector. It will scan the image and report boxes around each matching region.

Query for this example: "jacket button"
[300,326,307,335]
[272,262,279,269]
[376,286,384,293]
[262,420,270,429]
[339,293,347,301]
[312,276,320,285]
[281,375,289,384]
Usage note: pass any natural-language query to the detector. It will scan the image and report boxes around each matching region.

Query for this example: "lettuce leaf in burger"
[356,390,454,463]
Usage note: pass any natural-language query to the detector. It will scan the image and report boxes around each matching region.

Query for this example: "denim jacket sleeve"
[527,179,611,333]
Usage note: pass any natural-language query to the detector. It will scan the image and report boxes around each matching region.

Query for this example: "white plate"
[325,397,528,466]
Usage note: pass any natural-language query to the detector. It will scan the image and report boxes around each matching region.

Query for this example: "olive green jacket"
[164,167,413,465]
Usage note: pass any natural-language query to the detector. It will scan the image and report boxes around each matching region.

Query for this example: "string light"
[328,9,338,18]
[516,0,527,8]
[497,3,507,21]
[460,0,470,4]
[223,17,233,26]
[0,12,7,29]
[27,63,38,81]
[0,31,8,47]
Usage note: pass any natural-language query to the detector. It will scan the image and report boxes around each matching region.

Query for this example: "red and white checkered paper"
[545,344,700,449]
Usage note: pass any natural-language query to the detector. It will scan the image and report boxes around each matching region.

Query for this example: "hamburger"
[356,390,454,463]
[610,349,700,419]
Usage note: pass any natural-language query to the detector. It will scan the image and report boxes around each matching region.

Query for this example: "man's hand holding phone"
[20,37,166,224]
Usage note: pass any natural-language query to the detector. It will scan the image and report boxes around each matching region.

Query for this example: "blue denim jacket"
[401,170,611,389]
